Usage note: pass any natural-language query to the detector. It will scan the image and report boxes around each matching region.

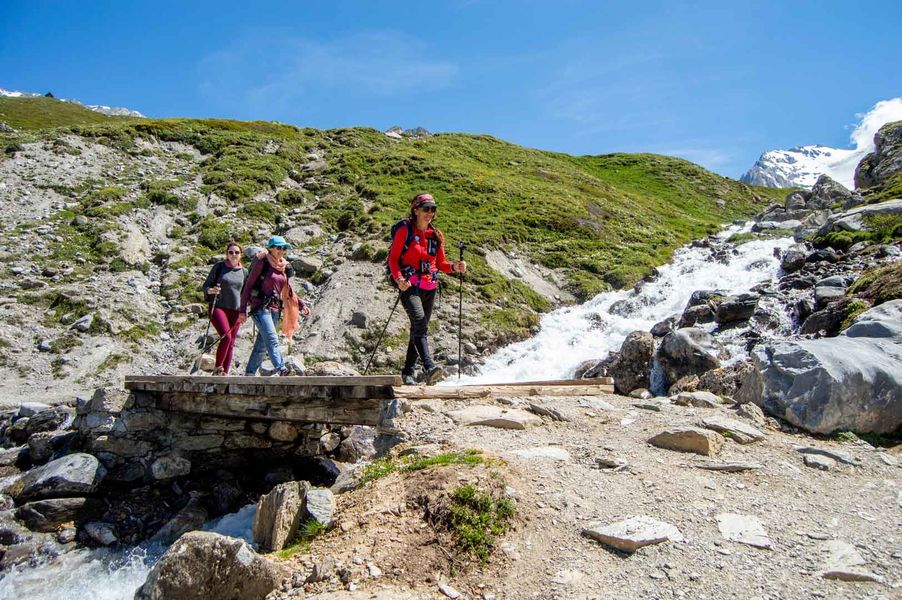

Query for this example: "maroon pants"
[210,307,241,373]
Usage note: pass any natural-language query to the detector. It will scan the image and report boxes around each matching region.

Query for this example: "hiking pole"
[190,292,219,375]
[364,294,401,375]
[457,241,466,379]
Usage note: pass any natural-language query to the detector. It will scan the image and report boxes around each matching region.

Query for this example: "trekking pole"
[190,292,219,375]
[364,294,401,375]
[457,241,466,379]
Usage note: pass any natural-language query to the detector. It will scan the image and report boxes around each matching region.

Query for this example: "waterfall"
[456,224,794,384]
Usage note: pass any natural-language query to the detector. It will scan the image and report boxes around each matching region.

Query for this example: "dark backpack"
[385,219,416,287]
[249,255,295,298]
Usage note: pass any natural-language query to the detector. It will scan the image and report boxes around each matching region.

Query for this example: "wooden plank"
[124,374,402,388]
[159,393,382,426]
[395,383,613,399]
[124,378,395,399]
[480,377,614,387]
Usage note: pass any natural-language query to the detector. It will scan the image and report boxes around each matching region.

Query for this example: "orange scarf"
[280,284,300,338]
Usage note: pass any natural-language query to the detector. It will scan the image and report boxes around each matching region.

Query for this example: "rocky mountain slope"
[740,144,861,189]
[0,95,784,404]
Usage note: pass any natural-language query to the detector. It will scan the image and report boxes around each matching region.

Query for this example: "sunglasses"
[419,206,437,213]
[227,250,241,255]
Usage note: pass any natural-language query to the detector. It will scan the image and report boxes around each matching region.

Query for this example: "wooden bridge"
[124,375,615,427]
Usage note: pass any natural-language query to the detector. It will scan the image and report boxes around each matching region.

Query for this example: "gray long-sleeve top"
[202,262,247,311]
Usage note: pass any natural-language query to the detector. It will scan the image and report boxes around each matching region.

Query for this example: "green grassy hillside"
[0,102,786,342]
[0,95,121,130]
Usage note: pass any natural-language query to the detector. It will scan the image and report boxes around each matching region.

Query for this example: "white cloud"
[848,97,902,151]
[198,30,458,112]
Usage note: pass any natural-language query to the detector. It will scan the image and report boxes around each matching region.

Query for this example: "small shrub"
[239,201,278,222]
[446,484,515,562]
[275,519,327,559]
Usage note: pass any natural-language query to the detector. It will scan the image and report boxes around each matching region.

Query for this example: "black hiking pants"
[400,286,436,375]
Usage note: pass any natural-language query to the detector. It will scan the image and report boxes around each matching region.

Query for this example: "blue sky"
[2,1,900,178]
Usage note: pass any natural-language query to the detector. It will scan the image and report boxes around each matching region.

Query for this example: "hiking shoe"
[277,366,291,377]
[211,367,225,376]
[424,366,445,386]
[402,374,417,386]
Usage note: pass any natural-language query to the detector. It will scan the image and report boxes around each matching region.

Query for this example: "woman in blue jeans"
[239,236,309,376]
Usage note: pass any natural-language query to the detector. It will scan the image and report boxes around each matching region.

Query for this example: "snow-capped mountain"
[740,145,861,189]
[741,98,902,190]
[0,87,145,118]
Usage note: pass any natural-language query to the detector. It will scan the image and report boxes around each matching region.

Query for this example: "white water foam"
[0,504,257,600]
[455,225,793,384]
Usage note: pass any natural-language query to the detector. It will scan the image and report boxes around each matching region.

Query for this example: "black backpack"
[385,219,416,287]
[249,255,295,298]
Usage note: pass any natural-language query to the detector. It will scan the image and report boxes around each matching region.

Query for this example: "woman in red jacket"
[388,193,467,385]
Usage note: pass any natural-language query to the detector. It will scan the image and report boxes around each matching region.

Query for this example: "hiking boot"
[402,374,417,386]
[211,367,225,376]
[424,366,445,386]
[277,366,291,377]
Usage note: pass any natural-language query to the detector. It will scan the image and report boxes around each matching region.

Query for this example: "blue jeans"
[245,309,284,375]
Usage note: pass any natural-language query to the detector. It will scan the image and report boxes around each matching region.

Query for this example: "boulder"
[656,328,729,389]
[15,497,102,532]
[672,391,721,408]
[808,175,852,209]
[3,453,106,502]
[135,531,289,600]
[608,331,654,394]
[700,416,765,444]
[648,427,724,456]
[854,120,902,189]
[650,316,676,338]
[817,198,902,237]
[813,275,847,308]
[150,455,192,480]
[715,294,759,324]
[336,426,376,463]
[780,245,808,273]
[445,406,541,430]
[785,190,810,210]
[308,361,361,377]
[582,516,684,554]
[304,488,335,526]
[253,481,309,552]
[736,300,902,434]
[150,493,209,545]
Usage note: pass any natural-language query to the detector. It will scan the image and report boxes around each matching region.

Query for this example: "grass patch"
[97,352,131,373]
[360,449,486,484]
[445,484,515,563]
[274,519,328,559]
[848,261,902,305]
[120,322,162,345]
[0,96,118,130]
[238,201,278,222]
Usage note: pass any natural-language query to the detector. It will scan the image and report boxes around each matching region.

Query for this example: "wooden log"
[395,383,613,399]
[483,377,614,387]
[124,377,395,400]
[124,374,401,388]
[158,392,382,426]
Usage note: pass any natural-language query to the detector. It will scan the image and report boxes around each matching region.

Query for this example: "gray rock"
[336,425,376,463]
[15,497,102,532]
[808,175,852,209]
[794,446,854,465]
[135,531,289,600]
[320,432,341,452]
[150,494,209,545]
[583,515,684,554]
[445,406,541,430]
[308,361,361,377]
[150,455,192,480]
[715,513,772,549]
[817,198,902,237]
[804,454,836,471]
[819,540,884,583]
[292,256,322,275]
[672,391,721,408]
[37,340,52,352]
[19,402,52,418]
[715,293,759,324]
[84,521,118,546]
[855,120,902,189]
[656,328,728,389]
[700,416,765,444]
[736,301,902,434]
[608,331,654,394]
[3,453,106,502]
[648,427,724,456]
[735,402,767,428]
[304,488,335,526]
[70,313,94,332]
[350,311,368,328]
[510,447,571,461]
[813,275,847,307]
[779,246,807,273]
[253,481,309,552]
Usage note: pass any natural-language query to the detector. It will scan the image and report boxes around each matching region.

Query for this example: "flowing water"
[0,504,257,600]
[0,224,794,598]
[457,225,794,385]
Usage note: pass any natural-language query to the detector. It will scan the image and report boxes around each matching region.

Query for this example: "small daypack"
[385,219,416,287]
[249,254,295,298]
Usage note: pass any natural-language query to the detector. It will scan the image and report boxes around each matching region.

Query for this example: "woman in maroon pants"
[202,241,248,375]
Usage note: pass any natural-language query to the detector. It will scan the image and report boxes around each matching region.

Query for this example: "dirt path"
[290,392,900,600]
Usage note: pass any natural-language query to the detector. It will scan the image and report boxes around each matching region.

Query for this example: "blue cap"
[266,235,292,249]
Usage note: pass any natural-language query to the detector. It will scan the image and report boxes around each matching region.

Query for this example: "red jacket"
[388,222,453,290]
